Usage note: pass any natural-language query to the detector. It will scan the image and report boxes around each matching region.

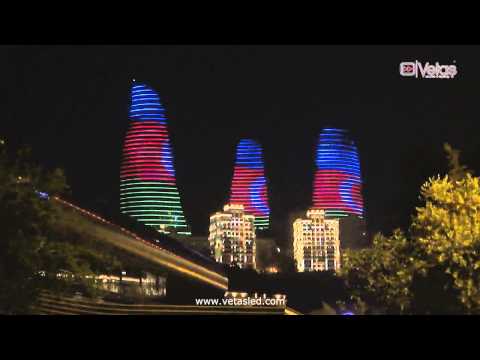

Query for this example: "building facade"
[293,209,340,272]
[229,139,270,230]
[120,81,190,235]
[313,128,367,249]
[208,204,256,269]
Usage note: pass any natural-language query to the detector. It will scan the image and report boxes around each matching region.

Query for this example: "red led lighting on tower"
[313,128,364,218]
[120,82,190,235]
[229,139,270,230]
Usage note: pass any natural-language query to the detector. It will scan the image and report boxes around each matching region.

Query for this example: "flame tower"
[313,128,364,217]
[313,128,366,248]
[229,139,270,230]
[120,82,190,235]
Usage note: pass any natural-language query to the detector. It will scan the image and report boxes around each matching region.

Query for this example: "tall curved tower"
[229,139,270,230]
[120,82,190,235]
[313,128,366,248]
[313,128,364,217]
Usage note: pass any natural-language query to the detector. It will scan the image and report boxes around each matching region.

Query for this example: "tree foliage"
[412,172,480,311]
[0,140,67,313]
[341,143,480,314]
[0,138,122,314]
[444,143,473,181]
[341,230,422,313]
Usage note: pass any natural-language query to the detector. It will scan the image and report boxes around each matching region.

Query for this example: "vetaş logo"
[400,61,457,79]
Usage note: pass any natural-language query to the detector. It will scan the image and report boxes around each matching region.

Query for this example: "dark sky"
[1,45,479,244]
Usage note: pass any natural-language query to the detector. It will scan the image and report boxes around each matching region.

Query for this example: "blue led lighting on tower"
[120,82,190,235]
[313,128,364,218]
[229,139,270,230]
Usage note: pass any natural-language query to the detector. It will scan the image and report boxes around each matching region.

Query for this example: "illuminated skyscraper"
[229,139,270,230]
[293,209,340,272]
[120,82,190,235]
[208,204,256,269]
[313,128,367,248]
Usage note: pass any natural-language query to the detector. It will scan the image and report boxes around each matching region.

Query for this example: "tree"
[0,139,69,313]
[444,143,473,181]
[0,138,123,313]
[341,143,480,314]
[340,230,423,313]
[412,172,480,312]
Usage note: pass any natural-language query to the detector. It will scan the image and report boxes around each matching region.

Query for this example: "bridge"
[49,197,301,315]
[53,197,228,290]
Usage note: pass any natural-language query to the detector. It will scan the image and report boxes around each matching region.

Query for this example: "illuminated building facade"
[208,204,256,269]
[229,139,270,230]
[313,128,367,249]
[120,82,190,235]
[293,209,340,272]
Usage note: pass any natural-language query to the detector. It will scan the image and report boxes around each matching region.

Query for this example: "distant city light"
[265,266,279,273]
[36,191,49,199]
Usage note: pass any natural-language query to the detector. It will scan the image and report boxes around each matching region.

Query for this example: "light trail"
[53,197,228,290]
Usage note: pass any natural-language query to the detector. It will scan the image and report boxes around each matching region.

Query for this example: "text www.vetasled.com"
[195,297,286,307]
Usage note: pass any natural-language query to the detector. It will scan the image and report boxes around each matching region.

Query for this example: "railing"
[32,291,296,315]
[53,197,228,290]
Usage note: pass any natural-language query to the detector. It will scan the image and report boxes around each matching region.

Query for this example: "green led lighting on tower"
[120,82,190,235]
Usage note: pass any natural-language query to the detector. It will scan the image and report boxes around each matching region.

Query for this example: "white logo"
[400,61,457,79]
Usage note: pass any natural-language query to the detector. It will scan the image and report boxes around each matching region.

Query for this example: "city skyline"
[2,46,479,241]
[2,44,480,316]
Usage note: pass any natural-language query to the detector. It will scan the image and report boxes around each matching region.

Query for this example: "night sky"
[1,45,479,245]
